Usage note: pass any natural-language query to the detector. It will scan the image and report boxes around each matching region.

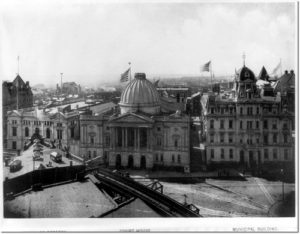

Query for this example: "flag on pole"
[120,68,130,82]
[153,79,160,87]
[271,61,281,75]
[201,61,211,72]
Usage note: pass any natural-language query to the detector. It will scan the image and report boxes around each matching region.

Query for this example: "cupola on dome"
[119,73,160,115]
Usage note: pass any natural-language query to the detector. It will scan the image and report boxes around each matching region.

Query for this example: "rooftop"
[4,179,116,218]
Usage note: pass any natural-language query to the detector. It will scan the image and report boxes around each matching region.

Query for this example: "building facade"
[3,75,33,149]
[79,73,191,172]
[202,66,294,168]
[6,108,80,151]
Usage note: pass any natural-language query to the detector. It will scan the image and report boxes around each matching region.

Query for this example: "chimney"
[26,81,29,86]
[284,70,288,75]
[290,70,294,75]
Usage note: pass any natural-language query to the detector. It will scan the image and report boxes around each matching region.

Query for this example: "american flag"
[120,68,130,82]
[201,61,211,72]
[271,61,281,75]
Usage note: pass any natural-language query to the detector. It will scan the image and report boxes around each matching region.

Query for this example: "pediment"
[109,113,154,124]
[7,110,21,117]
[49,112,65,120]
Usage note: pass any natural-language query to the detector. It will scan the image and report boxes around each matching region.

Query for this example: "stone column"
[137,128,140,150]
[134,128,137,150]
[122,128,125,148]
[125,128,128,147]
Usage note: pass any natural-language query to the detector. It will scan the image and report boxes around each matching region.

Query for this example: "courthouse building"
[79,73,191,172]
[201,65,294,168]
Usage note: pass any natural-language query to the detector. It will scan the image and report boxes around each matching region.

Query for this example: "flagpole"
[17,56,19,111]
[210,60,213,91]
[129,62,131,82]
[280,58,282,77]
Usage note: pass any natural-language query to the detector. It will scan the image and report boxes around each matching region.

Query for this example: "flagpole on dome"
[129,62,132,82]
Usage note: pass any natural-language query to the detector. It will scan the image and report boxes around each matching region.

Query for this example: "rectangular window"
[272,120,277,129]
[256,138,260,144]
[256,107,259,114]
[264,149,268,159]
[240,121,243,129]
[283,122,288,130]
[256,121,259,129]
[247,121,252,129]
[229,120,233,129]
[105,136,110,147]
[160,154,163,162]
[12,127,17,136]
[155,154,159,161]
[264,134,268,144]
[88,151,91,158]
[228,134,233,143]
[210,120,214,129]
[172,155,175,163]
[284,149,288,160]
[273,149,277,160]
[220,133,225,143]
[263,120,268,129]
[12,141,17,149]
[247,107,253,115]
[283,134,288,143]
[177,155,181,163]
[157,127,161,132]
[240,107,243,115]
[211,108,214,114]
[91,137,94,144]
[93,151,97,158]
[273,134,277,144]
[157,137,162,146]
[221,149,225,159]
[211,149,214,159]
[229,149,233,159]
[210,134,214,143]
[220,119,224,129]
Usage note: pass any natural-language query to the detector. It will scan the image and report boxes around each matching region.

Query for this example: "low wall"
[3,165,86,197]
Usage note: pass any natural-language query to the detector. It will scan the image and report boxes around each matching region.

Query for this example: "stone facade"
[202,66,294,168]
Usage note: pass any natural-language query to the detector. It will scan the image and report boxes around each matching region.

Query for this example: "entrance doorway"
[140,155,146,169]
[240,150,244,164]
[116,154,121,169]
[128,155,134,169]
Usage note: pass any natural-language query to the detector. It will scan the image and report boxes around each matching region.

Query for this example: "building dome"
[237,66,256,82]
[119,73,160,114]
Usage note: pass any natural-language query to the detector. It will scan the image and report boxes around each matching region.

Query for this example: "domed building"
[79,73,191,172]
[119,73,161,115]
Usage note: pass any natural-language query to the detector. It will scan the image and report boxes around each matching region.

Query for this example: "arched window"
[46,128,51,139]
[174,139,178,147]
[25,127,29,137]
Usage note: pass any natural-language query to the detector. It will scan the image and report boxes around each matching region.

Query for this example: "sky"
[0,0,296,87]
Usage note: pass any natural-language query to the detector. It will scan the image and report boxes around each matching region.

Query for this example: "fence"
[3,165,86,197]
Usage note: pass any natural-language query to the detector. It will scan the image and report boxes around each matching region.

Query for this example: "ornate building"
[6,108,80,151]
[3,74,33,149]
[201,65,294,168]
[79,73,191,172]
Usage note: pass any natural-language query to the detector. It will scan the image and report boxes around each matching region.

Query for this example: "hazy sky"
[0,0,296,86]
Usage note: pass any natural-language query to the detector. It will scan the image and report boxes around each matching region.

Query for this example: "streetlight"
[281,168,284,201]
